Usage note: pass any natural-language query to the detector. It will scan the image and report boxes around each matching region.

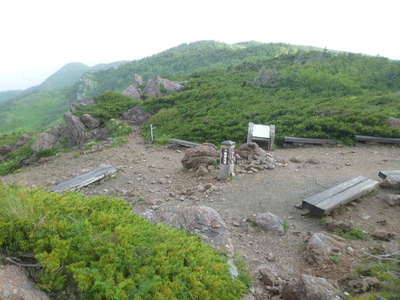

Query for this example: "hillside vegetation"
[141,51,400,144]
[0,185,246,299]
[0,90,22,105]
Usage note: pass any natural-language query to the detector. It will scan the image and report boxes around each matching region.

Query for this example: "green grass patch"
[337,227,367,240]
[0,185,247,299]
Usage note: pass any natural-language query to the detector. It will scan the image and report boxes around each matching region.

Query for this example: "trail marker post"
[219,140,236,180]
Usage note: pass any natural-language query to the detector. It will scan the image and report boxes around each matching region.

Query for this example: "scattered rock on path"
[282,274,341,300]
[0,264,50,300]
[371,230,395,241]
[181,143,219,170]
[305,232,348,265]
[380,194,400,206]
[348,277,380,294]
[141,205,234,256]
[249,212,285,235]
[380,175,400,190]
[257,265,282,286]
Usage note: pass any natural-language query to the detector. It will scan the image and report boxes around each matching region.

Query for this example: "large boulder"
[63,112,90,147]
[181,143,219,170]
[380,175,400,190]
[31,133,57,152]
[123,74,144,99]
[144,76,184,97]
[15,134,32,148]
[70,98,95,113]
[237,143,276,168]
[80,114,100,129]
[141,205,234,256]
[305,232,348,265]
[122,106,151,125]
[249,212,285,235]
[282,274,341,300]
[0,264,49,300]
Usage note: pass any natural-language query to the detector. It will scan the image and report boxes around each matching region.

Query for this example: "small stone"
[345,162,351,166]
[290,157,303,163]
[371,230,395,241]
[305,158,320,165]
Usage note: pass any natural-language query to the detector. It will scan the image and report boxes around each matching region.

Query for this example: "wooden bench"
[355,135,400,144]
[168,138,200,148]
[302,176,379,216]
[284,136,338,145]
[50,165,117,193]
[378,170,400,179]
[247,122,275,150]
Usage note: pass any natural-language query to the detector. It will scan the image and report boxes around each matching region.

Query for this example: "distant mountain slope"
[76,41,315,98]
[0,90,23,105]
[39,62,90,90]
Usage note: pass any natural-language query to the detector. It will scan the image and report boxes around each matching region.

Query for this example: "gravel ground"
[2,129,400,287]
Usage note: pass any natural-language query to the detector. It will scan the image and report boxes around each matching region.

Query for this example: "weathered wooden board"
[247,123,275,150]
[378,170,400,179]
[50,165,117,193]
[168,138,200,148]
[355,135,400,144]
[302,176,379,215]
[284,136,338,145]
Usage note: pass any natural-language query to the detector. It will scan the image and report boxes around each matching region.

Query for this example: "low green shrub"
[0,145,34,176]
[337,227,367,240]
[0,185,246,299]
[106,119,132,138]
[75,91,139,123]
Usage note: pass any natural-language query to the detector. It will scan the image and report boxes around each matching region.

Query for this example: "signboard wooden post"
[247,122,275,150]
[219,140,235,180]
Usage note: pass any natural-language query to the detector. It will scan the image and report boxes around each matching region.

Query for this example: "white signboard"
[252,124,270,139]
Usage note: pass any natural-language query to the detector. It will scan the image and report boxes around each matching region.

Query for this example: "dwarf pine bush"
[0,185,246,299]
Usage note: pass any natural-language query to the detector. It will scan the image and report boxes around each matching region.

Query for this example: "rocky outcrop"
[282,274,341,300]
[143,76,184,97]
[122,106,151,125]
[0,135,32,161]
[249,212,285,235]
[141,205,234,256]
[70,97,95,113]
[0,264,49,300]
[305,232,348,265]
[80,114,100,129]
[63,112,90,147]
[237,143,276,171]
[123,75,144,99]
[181,143,219,170]
[31,133,57,152]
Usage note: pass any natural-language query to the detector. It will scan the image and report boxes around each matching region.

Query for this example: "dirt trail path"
[2,129,400,282]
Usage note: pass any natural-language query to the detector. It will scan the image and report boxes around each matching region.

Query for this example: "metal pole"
[150,124,154,143]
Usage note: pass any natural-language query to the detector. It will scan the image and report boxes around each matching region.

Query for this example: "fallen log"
[302,176,379,216]
[50,165,117,193]
[355,135,400,144]
[169,138,200,148]
[284,136,338,145]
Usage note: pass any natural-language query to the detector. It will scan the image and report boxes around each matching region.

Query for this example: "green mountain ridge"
[0,40,399,136]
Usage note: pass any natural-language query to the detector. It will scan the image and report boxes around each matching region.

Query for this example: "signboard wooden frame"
[247,122,275,150]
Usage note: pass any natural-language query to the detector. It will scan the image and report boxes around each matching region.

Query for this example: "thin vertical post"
[150,124,154,143]
[219,140,236,180]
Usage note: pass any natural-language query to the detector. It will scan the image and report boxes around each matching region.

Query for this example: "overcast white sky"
[0,0,399,91]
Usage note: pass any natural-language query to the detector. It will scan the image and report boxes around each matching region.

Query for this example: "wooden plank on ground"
[284,136,338,145]
[355,135,400,144]
[302,176,379,215]
[168,138,200,148]
[50,165,117,193]
[378,170,400,179]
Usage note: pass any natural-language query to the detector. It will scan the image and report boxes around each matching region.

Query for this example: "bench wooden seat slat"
[50,165,117,193]
[302,176,379,215]
[168,138,200,148]
[378,170,400,179]
[355,135,400,144]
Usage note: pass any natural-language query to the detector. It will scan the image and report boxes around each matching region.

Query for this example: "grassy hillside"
[141,51,400,144]
[38,62,90,90]
[76,41,318,98]
[0,90,22,105]
[0,88,75,134]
